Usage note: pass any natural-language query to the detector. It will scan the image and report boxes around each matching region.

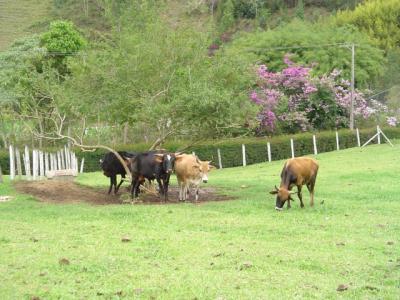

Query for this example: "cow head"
[269,185,295,210]
[155,153,176,174]
[197,160,215,183]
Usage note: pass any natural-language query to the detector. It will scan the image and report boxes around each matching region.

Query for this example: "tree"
[41,20,86,75]
[335,0,400,52]
[225,20,385,88]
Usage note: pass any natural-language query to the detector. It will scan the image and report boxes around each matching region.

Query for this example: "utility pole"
[350,43,355,130]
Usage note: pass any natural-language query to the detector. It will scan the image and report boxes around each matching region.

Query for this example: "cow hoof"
[275,207,283,211]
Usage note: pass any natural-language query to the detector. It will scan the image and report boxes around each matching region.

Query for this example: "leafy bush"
[335,0,400,51]
[225,20,385,87]
[250,55,375,133]
[2,127,400,174]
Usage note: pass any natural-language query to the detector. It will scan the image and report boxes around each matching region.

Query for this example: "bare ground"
[13,180,234,205]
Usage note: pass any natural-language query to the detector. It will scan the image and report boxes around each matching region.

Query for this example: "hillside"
[0,0,51,50]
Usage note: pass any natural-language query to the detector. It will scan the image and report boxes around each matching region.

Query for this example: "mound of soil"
[13,180,233,205]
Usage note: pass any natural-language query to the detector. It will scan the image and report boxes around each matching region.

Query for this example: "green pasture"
[0,143,399,299]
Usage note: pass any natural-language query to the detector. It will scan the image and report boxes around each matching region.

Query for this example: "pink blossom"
[387,116,397,127]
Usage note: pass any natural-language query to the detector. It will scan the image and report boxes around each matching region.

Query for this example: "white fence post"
[75,157,79,173]
[80,157,85,173]
[313,135,318,155]
[377,125,381,144]
[60,150,65,169]
[290,139,295,158]
[267,142,271,163]
[217,149,222,169]
[336,131,340,151]
[45,152,49,175]
[70,151,75,170]
[52,153,57,171]
[15,148,23,179]
[39,151,44,177]
[356,128,361,147]
[57,151,61,170]
[242,144,246,167]
[65,146,70,169]
[32,150,38,180]
[9,145,15,180]
[24,145,31,179]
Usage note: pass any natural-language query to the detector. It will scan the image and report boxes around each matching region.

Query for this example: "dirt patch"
[13,180,234,205]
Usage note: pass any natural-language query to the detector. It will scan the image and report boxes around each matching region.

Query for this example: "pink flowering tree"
[250,55,373,134]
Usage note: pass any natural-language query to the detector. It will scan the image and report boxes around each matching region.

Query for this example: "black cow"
[130,151,175,201]
[100,151,136,194]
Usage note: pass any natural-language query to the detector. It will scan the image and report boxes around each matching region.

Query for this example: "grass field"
[0,143,399,299]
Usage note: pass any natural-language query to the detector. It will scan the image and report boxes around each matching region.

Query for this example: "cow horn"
[274,185,279,191]
[289,190,296,194]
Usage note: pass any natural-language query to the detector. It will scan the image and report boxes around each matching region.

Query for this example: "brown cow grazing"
[174,154,215,202]
[270,157,319,211]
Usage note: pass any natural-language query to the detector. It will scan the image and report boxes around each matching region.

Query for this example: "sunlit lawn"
[0,143,399,299]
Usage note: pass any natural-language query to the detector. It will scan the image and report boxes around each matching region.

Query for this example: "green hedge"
[1,127,399,174]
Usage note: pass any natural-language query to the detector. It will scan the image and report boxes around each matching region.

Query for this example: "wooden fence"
[8,145,84,180]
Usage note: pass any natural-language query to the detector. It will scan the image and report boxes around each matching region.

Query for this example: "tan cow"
[174,154,215,202]
[270,157,319,210]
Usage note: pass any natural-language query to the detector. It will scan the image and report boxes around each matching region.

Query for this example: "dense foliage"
[0,0,398,149]
[225,20,385,87]
[335,0,400,51]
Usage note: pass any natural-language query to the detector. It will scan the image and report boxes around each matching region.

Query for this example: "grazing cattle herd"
[100,150,319,210]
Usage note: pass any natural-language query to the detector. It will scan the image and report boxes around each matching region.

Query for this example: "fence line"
[3,127,394,177]
[212,127,393,168]
[7,145,80,181]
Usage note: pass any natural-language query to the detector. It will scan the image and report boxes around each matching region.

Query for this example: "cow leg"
[297,185,304,208]
[108,176,113,194]
[162,177,169,202]
[307,179,316,207]
[156,178,164,197]
[131,178,140,199]
[115,174,125,194]
[112,175,118,194]
[178,180,183,201]
[184,184,189,201]
[195,186,199,202]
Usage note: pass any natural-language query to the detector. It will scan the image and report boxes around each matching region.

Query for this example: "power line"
[366,86,399,100]
[248,42,353,52]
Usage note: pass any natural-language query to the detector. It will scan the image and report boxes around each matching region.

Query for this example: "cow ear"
[175,154,184,160]
[269,190,278,195]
